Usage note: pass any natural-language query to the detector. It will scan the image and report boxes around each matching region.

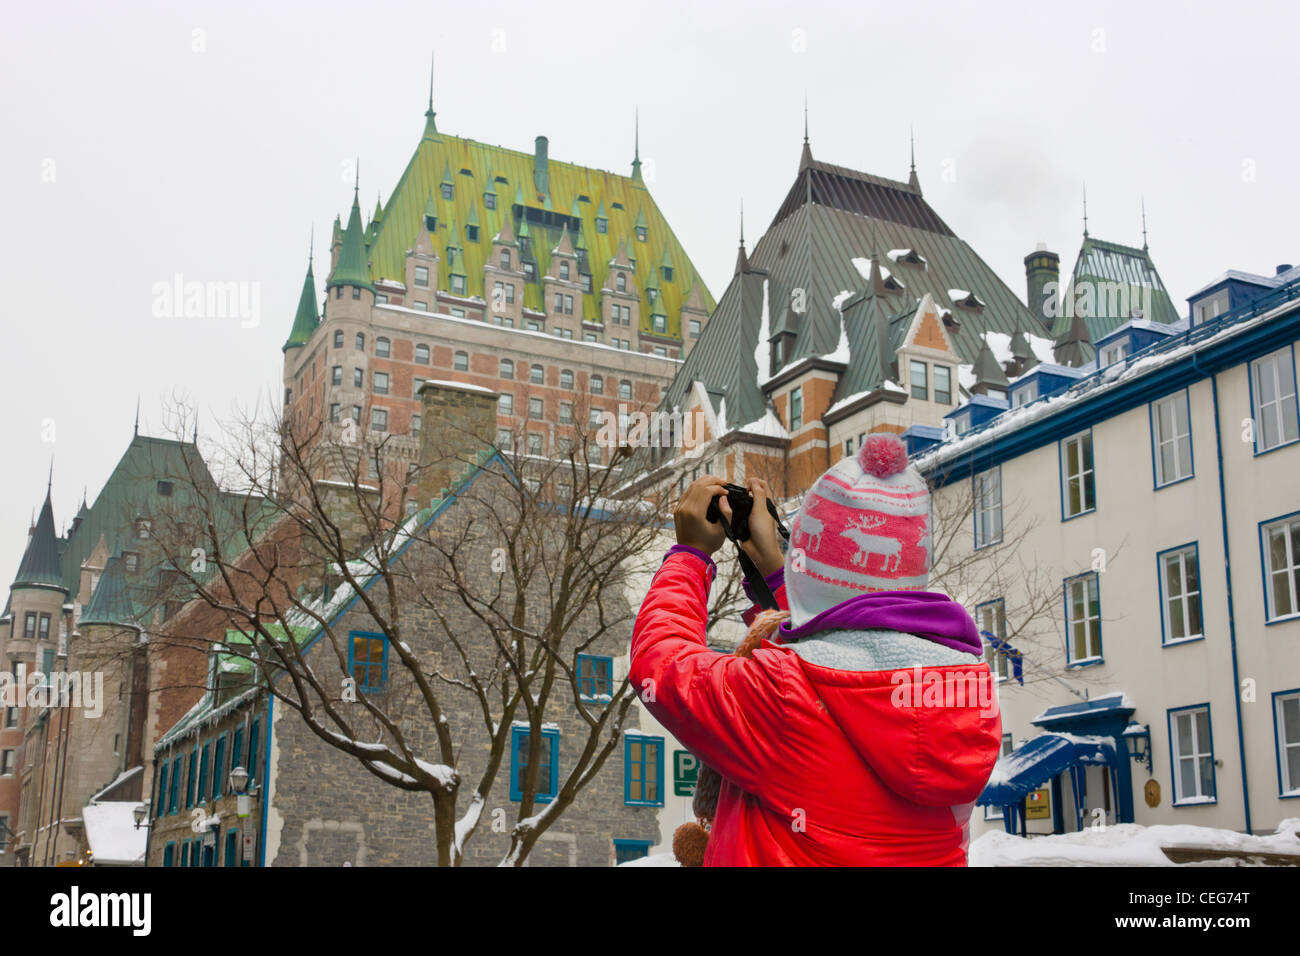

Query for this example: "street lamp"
[132,802,150,830]
[1123,721,1152,774]
[228,765,249,796]
[228,765,252,867]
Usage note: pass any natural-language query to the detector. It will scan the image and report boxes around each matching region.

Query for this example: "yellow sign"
[1025,787,1051,819]
[1144,778,1161,808]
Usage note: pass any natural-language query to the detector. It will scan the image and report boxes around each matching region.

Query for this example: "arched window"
[530,364,544,385]
[454,351,469,372]
[616,273,627,293]
[560,369,574,390]
[415,344,430,365]
[500,250,511,270]
[619,380,632,401]
[500,358,514,379]
[375,337,390,358]
[591,374,603,395]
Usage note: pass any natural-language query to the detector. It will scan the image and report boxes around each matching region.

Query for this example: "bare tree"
[140,394,666,866]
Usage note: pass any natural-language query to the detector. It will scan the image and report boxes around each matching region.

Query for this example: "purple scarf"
[778,590,982,657]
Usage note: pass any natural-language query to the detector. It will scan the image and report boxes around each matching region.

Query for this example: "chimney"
[416,379,500,507]
[1024,245,1060,331]
[533,135,549,197]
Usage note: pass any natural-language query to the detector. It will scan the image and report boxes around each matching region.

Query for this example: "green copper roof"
[80,555,136,628]
[635,206,648,230]
[282,258,319,351]
[1054,236,1180,341]
[13,489,63,591]
[327,188,375,293]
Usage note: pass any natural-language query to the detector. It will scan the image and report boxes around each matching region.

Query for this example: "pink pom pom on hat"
[785,432,932,627]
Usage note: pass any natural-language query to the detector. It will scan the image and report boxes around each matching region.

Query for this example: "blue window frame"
[168,755,181,814]
[213,733,227,799]
[186,747,198,808]
[1149,390,1194,488]
[613,839,653,864]
[1059,429,1096,520]
[248,717,260,786]
[1167,704,1216,805]
[1259,510,1300,624]
[155,761,168,819]
[973,466,1002,549]
[162,842,175,867]
[984,733,1014,820]
[624,733,664,806]
[1157,543,1203,645]
[509,725,559,803]
[188,839,199,868]
[1273,688,1300,798]
[198,741,211,803]
[225,828,240,867]
[349,632,389,692]
[1063,572,1102,666]
[180,841,189,867]
[231,727,243,775]
[576,655,613,700]
[1248,344,1299,455]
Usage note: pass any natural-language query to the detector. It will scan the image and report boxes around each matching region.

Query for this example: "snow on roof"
[981,330,1056,368]
[918,293,1300,470]
[851,256,898,286]
[736,408,789,439]
[754,279,773,387]
[90,765,142,803]
[832,289,854,309]
[419,379,499,396]
[970,818,1300,867]
[82,802,148,865]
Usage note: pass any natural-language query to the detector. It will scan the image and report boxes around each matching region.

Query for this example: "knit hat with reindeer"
[785,433,931,628]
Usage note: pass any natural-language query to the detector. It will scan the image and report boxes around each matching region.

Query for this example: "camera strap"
[716,513,781,612]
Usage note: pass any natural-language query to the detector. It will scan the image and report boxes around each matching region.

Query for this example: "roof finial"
[134,396,140,437]
[1082,181,1089,238]
[803,94,809,145]
[354,159,360,199]
[739,198,744,246]
[47,458,53,493]
[1141,196,1149,251]
[428,51,434,113]
[422,53,438,137]
[309,224,314,264]
[910,125,916,173]
[631,106,642,180]
[192,407,199,444]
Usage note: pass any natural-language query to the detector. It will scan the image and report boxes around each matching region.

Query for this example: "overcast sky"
[1,0,1294,588]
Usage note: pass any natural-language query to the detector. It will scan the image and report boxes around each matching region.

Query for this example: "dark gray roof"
[14,490,63,591]
[664,145,1040,425]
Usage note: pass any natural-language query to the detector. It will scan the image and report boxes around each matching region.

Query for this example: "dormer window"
[441,183,454,200]
[636,226,647,242]
[450,274,466,295]
[484,192,496,210]
[596,217,607,234]
[466,225,479,242]
[662,266,674,282]
[1099,341,1129,368]
[950,289,986,310]
[889,249,928,268]
[523,262,535,281]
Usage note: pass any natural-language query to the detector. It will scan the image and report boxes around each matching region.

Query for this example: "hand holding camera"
[674,476,787,577]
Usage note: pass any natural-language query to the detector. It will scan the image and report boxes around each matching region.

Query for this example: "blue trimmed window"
[984,734,1014,820]
[1064,572,1102,665]
[614,839,653,864]
[624,733,664,806]
[155,761,169,819]
[248,717,260,786]
[180,841,189,867]
[186,747,197,808]
[225,828,240,867]
[1168,704,1216,805]
[213,733,227,799]
[197,741,211,803]
[231,727,243,776]
[510,725,559,803]
[349,632,389,692]
[1261,512,1300,622]
[976,599,1010,680]
[1250,345,1299,453]
[1158,544,1203,644]
[162,842,175,867]
[168,754,181,814]
[1150,391,1193,487]
[973,466,1002,548]
[1060,430,1096,519]
[1274,689,1300,797]
[577,655,613,701]
[188,839,200,868]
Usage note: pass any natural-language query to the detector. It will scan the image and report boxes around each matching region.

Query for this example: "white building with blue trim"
[911,262,1300,838]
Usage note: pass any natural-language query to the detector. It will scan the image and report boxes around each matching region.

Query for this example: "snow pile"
[970,818,1300,867]
[82,802,148,866]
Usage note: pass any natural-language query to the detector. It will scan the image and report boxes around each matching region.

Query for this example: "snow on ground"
[970,818,1300,867]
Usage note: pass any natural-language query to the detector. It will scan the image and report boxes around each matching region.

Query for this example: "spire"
[81,555,137,628]
[971,332,1011,394]
[326,169,375,293]
[423,52,438,139]
[134,396,140,437]
[733,201,750,276]
[799,96,813,170]
[1141,197,1149,252]
[14,486,64,591]
[1007,313,1038,376]
[631,106,643,182]
[1082,181,1089,238]
[908,126,921,193]
[283,242,320,351]
[1054,309,1094,368]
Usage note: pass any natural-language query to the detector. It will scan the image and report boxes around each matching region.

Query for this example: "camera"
[705,483,788,542]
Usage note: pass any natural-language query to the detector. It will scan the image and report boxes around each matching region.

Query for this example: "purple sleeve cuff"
[663,544,717,582]
[743,566,785,604]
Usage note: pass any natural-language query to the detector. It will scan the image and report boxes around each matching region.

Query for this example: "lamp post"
[228,765,251,866]
[1123,722,1152,774]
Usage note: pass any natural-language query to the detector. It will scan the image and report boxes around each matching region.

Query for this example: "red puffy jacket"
[630,550,1001,866]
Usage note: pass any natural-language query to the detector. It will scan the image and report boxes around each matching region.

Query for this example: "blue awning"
[978,732,1118,806]
[1032,693,1134,730]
